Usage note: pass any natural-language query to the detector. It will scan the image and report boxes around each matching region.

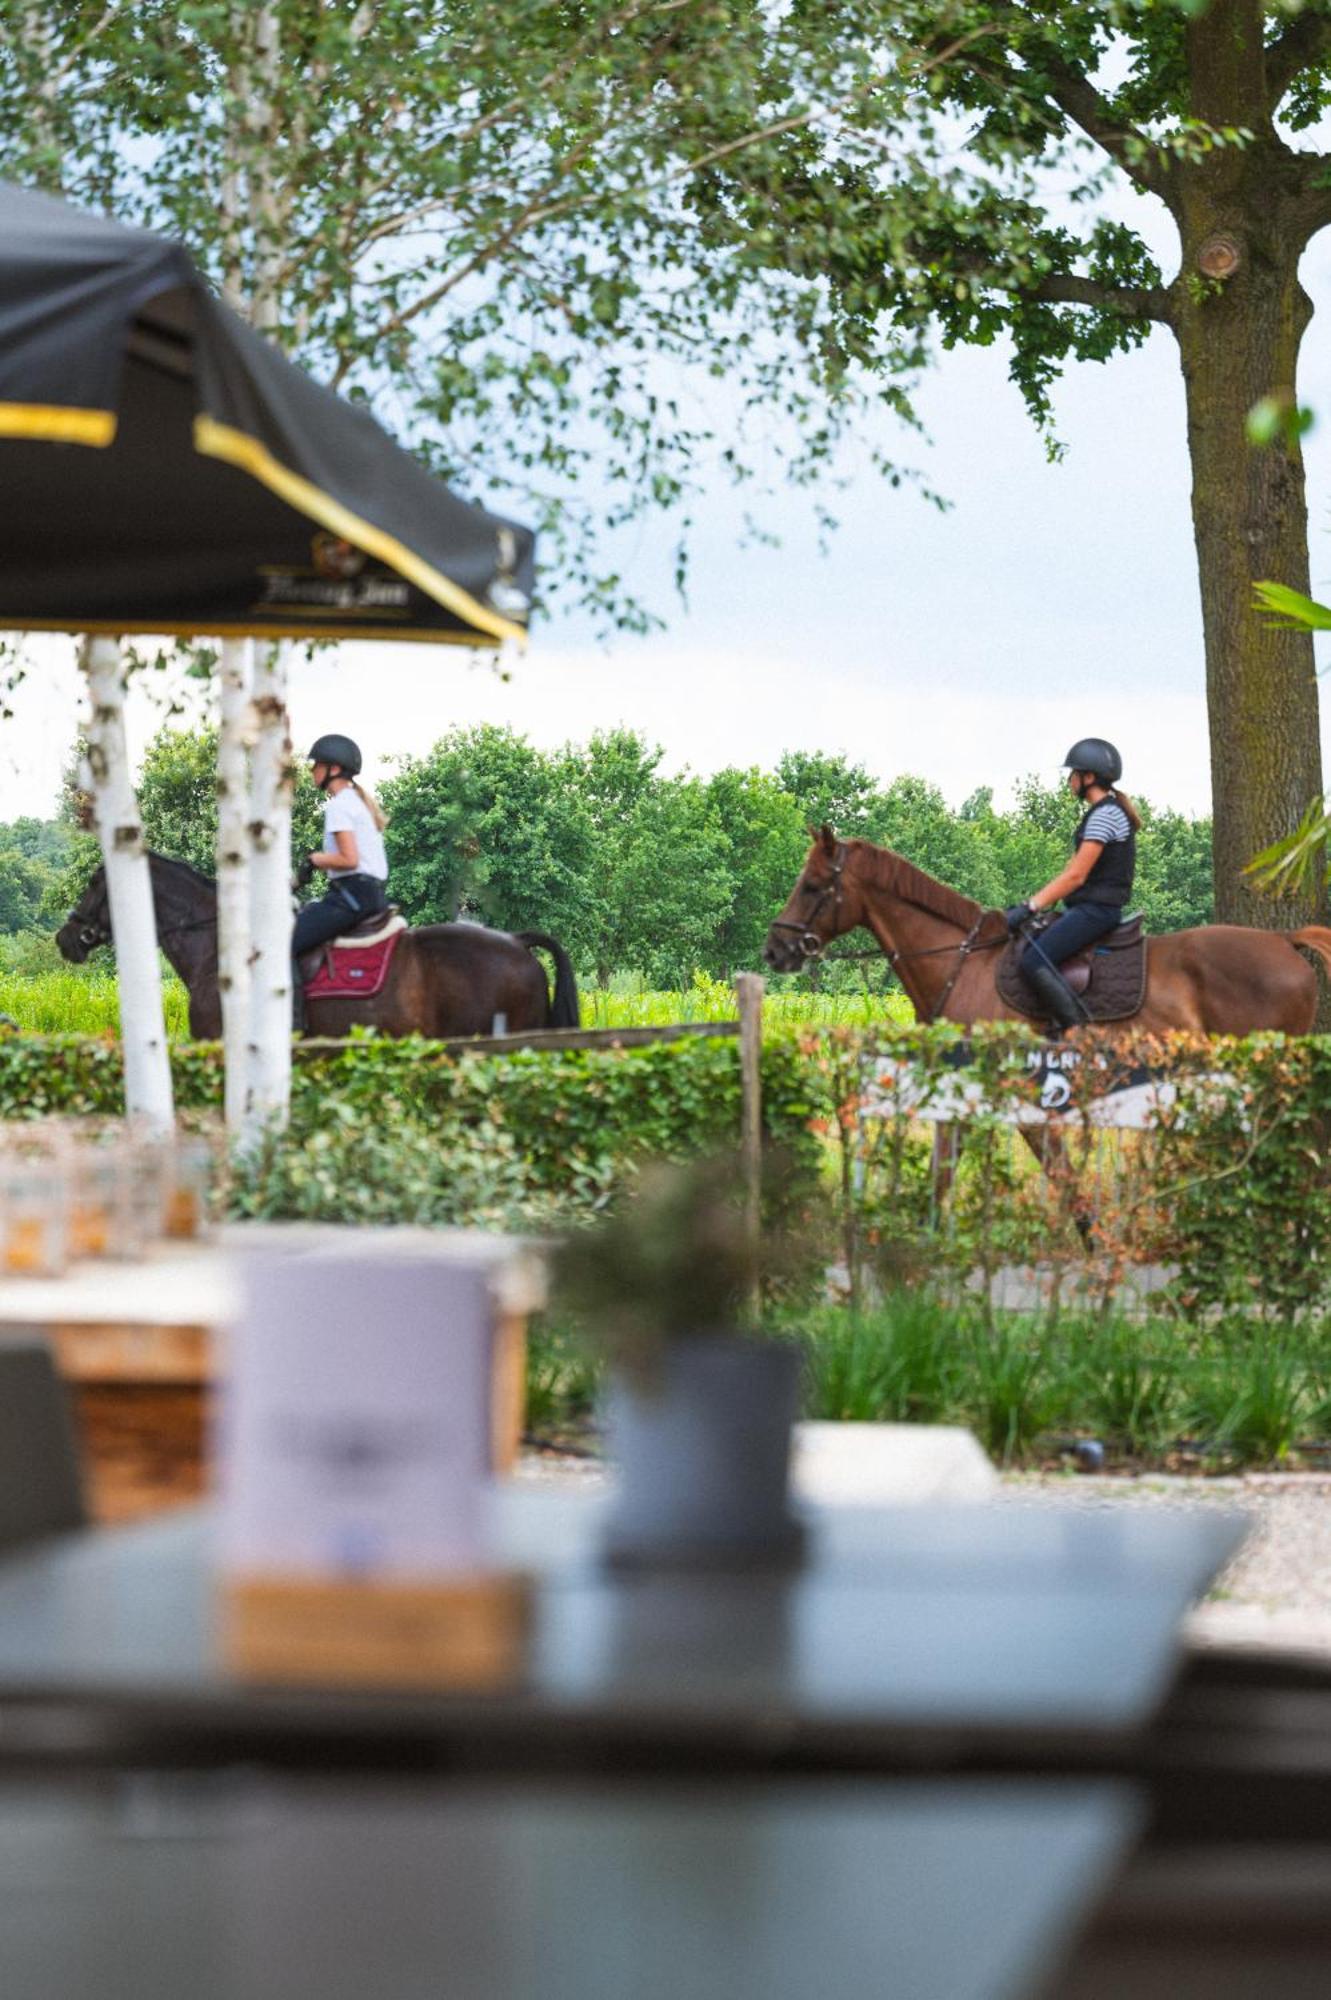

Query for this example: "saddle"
[995,911,1147,1025]
[299,909,406,999]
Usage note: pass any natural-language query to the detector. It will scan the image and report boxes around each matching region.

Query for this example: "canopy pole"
[79,636,175,1133]
[216,637,252,1136]
[241,640,293,1150]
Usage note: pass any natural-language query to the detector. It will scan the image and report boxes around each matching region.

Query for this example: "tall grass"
[770,1291,1331,1471]
[0,956,905,1041]
[0,961,192,1038]
[581,971,913,1030]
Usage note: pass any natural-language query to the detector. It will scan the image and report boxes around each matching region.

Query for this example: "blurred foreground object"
[553,1153,810,1569]
[217,1238,533,1687]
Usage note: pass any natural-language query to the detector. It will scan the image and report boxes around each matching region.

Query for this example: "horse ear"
[818,823,837,856]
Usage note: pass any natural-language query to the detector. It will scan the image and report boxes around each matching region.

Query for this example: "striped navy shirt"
[1080,800,1132,846]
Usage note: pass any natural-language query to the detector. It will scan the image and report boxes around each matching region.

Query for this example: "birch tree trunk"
[236,2,298,1146]
[216,637,252,1135]
[79,637,174,1132]
[242,642,294,1150]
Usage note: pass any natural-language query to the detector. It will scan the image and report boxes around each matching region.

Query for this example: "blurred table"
[0,1490,1245,1765]
[0,1772,1140,2000]
[0,1227,544,1515]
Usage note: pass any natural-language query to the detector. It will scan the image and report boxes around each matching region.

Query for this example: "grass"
[0,958,192,1039]
[0,955,908,1041]
[524,1290,1331,1473]
[580,972,914,1031]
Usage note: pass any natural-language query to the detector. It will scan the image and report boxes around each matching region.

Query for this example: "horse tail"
[516,932,581,1028]
[1292,926,1331,978]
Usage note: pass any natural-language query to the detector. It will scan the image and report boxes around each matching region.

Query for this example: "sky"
[6,224,1331,825]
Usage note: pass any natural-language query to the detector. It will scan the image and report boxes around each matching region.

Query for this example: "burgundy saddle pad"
[301,924,404,999]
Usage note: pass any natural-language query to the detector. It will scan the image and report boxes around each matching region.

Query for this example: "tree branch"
[1289,154,1331,240]
[1028,272,1173,321]
[962,21,1178,210]
[1040,55,1176,206]
[1265,7,1331,111]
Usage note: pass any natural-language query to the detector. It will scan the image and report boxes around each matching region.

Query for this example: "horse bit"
[770,842,995,1024]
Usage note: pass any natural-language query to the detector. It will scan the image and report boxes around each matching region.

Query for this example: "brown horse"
[765,827,1331,1033]
[57,854,580,1039]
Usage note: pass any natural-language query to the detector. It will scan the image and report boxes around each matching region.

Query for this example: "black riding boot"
[1024,959,1084,1035]
[291,956,307,1035]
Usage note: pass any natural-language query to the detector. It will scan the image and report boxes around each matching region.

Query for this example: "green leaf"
[1252,581,1331,632]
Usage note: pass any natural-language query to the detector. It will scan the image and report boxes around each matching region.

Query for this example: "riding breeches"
[292,874,387,957]
[1019,902,1121,975]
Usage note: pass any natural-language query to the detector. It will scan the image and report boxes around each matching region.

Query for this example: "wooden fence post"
[735,974,764,1294]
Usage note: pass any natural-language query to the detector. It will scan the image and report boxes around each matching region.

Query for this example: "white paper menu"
[217,1245,495,1580]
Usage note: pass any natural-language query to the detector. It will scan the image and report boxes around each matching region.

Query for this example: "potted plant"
[551,1153,807,1569]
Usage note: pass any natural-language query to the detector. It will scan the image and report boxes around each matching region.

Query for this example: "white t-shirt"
[323,785,388,880]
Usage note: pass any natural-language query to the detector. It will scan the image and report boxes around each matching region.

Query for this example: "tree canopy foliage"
[15,721,1212,981]
[0,0,954,629]
[4,0,1320,924]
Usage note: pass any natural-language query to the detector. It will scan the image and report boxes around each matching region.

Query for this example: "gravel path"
[517,1452,1331,1661]
[1000,1471,1331,1659]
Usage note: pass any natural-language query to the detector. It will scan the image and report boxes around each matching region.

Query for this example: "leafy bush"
[6,1018,1331,1327]
[781,1292,1331,1471]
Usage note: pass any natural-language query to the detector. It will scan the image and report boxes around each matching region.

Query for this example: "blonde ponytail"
[351,778,388,832]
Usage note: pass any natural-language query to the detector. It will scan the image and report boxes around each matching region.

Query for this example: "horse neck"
[848,856,973,1021]
[149,864,218,993]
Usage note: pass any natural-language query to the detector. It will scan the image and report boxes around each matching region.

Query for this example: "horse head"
[55,865,111,963]
[764,825,859,971]
[56,853,217,963]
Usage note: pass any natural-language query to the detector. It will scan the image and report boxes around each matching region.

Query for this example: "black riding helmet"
[307,733,362,784]
[1063,737,1122,786]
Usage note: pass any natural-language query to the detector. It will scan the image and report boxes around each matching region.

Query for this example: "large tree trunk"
[1175,243,1324,928]
[1175,0,1326,929]
[80,638,174,1132]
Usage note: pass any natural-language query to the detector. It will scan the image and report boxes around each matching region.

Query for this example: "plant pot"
[602,1337,805,1570]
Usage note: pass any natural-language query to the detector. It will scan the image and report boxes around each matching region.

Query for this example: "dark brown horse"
[765,827,1331,1033]
[57,854,580,1039]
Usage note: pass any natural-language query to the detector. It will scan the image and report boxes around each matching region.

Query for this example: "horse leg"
[931,1122,960,1216]
[1022,1122,1094,1248]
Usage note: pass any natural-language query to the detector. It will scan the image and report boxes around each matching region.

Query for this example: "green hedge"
[798,1022,1331,1319]
[5,1023,1331,1313]
[0,1030,821,1231]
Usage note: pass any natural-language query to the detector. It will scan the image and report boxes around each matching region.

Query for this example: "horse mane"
[146,850,217,894]
[846,839,983,929]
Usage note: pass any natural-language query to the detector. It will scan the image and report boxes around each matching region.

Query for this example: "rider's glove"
[295,854,316,890]
[1004,902,1033,933]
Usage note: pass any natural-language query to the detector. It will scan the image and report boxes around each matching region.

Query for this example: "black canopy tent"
[0,182,534,645]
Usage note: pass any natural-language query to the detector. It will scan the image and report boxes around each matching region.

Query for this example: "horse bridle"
[771,843,999,1023]
[768,844,849,962]
[72,910,214,953]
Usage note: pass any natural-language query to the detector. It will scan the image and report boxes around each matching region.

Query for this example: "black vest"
[1066,802,1135,908]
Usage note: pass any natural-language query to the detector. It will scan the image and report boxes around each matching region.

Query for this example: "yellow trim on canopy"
[193,415,527,648]
[0,402,117,446]
[0,617,500,646]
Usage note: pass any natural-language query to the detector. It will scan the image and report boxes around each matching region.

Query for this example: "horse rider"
[1003,737,1140,1030]
[293,733,391,975]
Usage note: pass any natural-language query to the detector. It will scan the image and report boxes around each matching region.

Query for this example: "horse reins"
[75,912,214,953]
[771,843,1003,1023]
